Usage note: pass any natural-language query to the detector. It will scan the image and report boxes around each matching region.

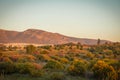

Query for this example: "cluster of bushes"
[0,43,120,80]
[88,43,120,55]
[0,53,36,62]
[0,62,15,74]
[92,60,118,80]
[0,61,43,77]
[50,56,69,64]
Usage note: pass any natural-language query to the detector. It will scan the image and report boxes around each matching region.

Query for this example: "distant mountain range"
[0,29,110,45]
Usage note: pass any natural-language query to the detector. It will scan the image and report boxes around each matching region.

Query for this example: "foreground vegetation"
[0,42,120,80]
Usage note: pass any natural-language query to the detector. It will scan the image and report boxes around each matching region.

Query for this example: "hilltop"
[0,29,109,45]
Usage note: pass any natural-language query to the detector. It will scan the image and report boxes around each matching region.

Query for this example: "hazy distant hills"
[0,29,109,45]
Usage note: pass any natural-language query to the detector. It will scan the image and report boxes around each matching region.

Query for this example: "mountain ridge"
[0,29,110,45]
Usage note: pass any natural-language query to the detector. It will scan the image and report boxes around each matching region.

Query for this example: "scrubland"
[0,42,120,80]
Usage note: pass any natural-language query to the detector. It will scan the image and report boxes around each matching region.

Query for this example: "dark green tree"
[76,42,83,50]
[26,45,36,54]
[97,38,100,45]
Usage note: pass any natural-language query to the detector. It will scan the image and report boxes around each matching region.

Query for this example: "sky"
[0,0,120,42]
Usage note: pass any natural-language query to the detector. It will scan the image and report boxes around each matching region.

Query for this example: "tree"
[97,38,100,45]
[0,44,7,51]
[8,45,13,51]
[76,42,83,50]
[26,45,36,54]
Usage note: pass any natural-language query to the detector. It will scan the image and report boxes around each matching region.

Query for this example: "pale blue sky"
[0,0,120,42]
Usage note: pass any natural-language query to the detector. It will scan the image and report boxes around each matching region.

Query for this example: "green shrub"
[40,45,51,50]
[88,59,98,71]
[15,62,44,76]
[67,60,86,76]
[40,50,49,54]
[60,58,69,64]
[30,69,43,77]
[44,60,64,70]
[0,62,15,74]
[110,61,120,80]
[103,49,113,55]
[37,54,51,62]
[92,60,118,80]
[50,56,60,61]
[86,52,94,59]
[15,62,33,74]
[26,45,36,54]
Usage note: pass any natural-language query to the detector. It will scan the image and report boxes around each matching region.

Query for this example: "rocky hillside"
[0,29,109,45]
